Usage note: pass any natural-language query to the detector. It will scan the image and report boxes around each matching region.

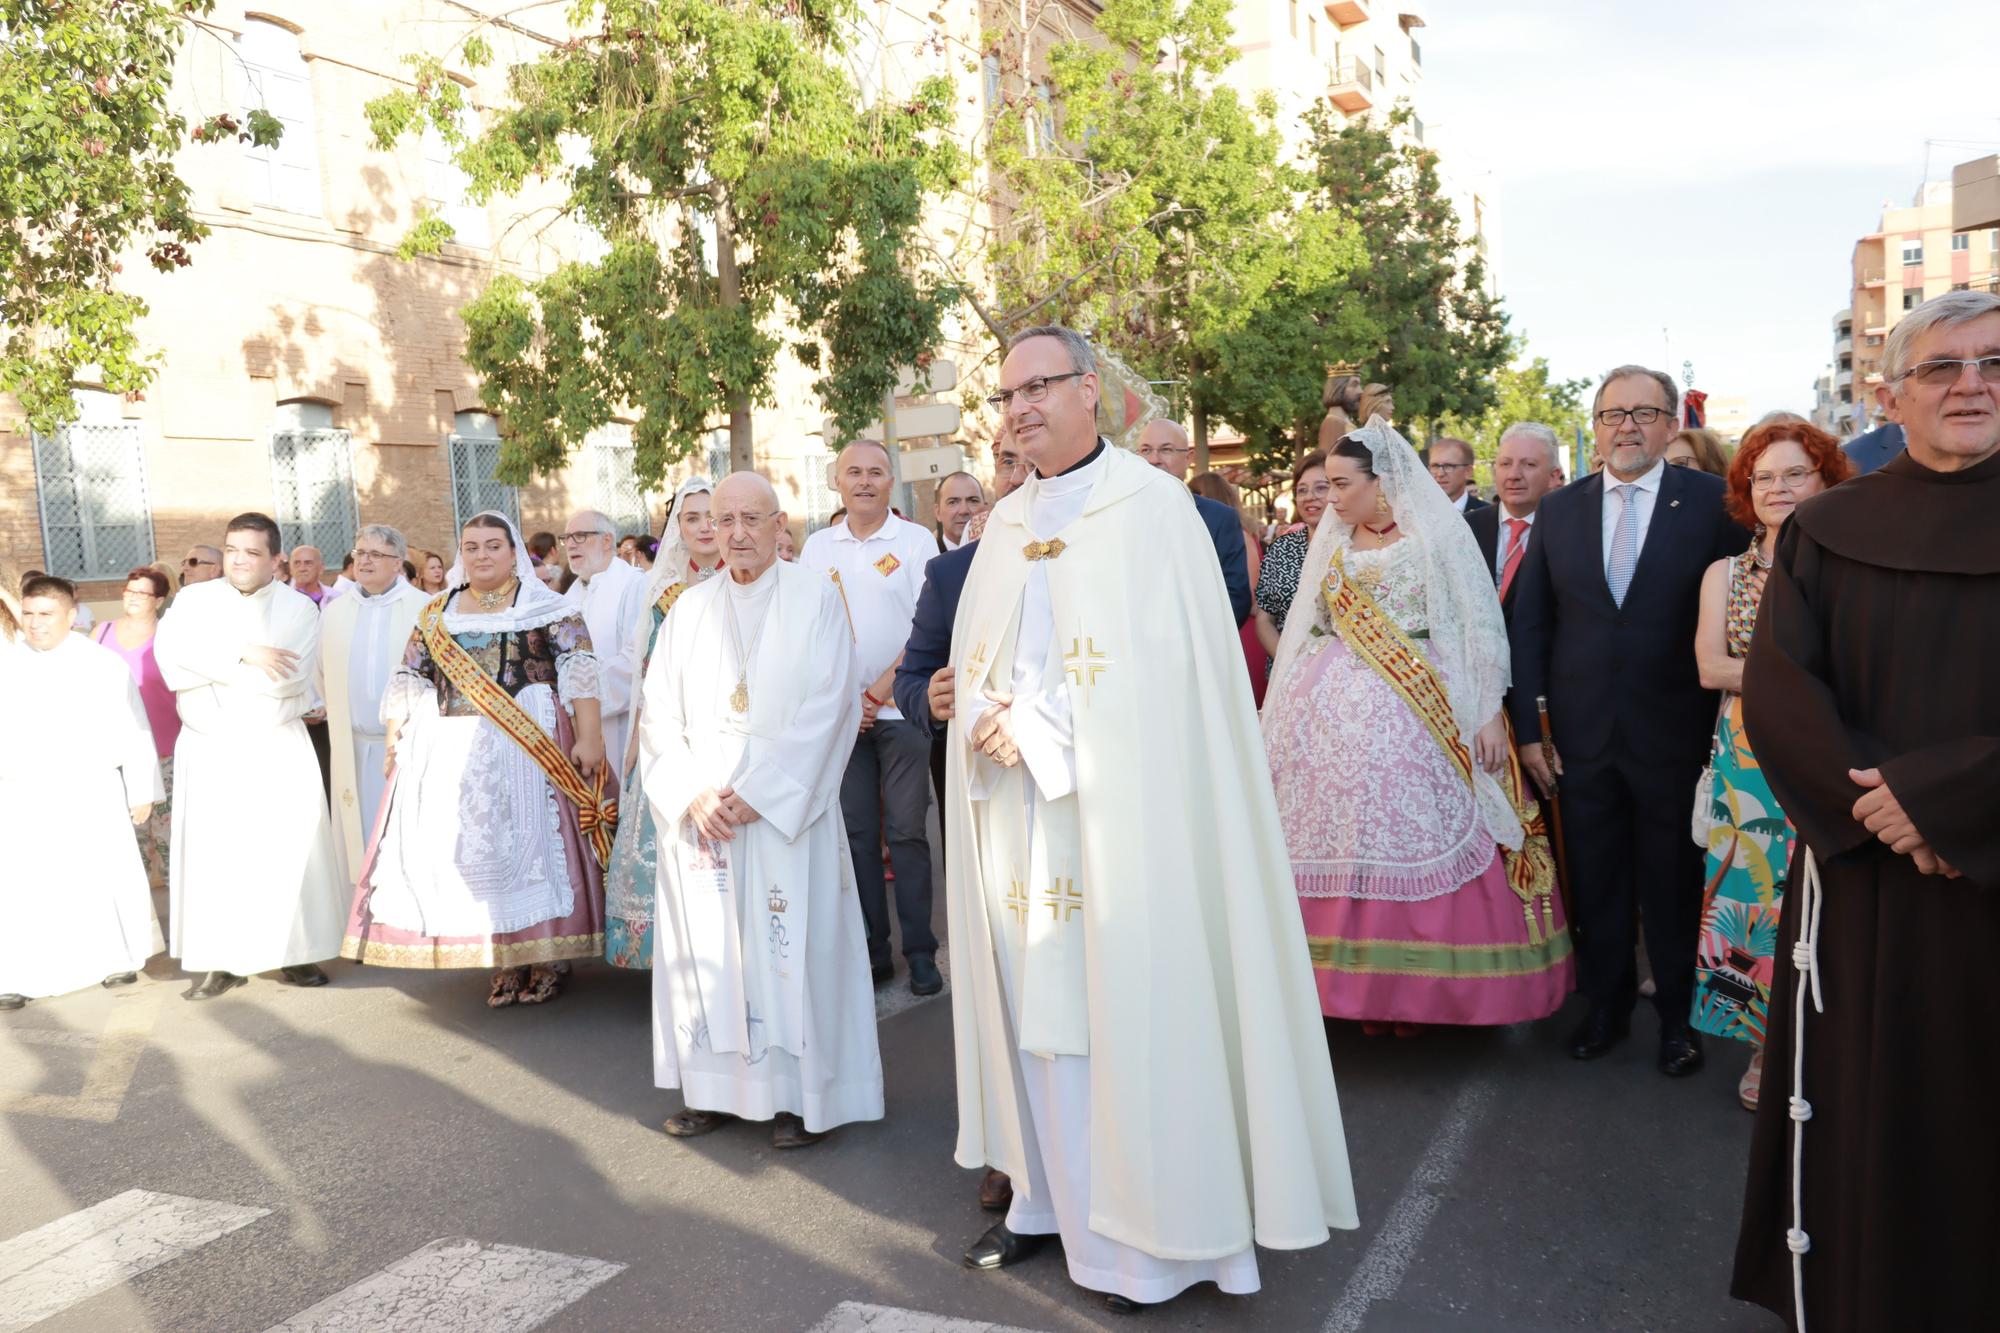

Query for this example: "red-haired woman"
[1688,413,1852,1110]
[93,566,180,887]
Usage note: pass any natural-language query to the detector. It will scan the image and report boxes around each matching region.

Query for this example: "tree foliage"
[367,0,960,483]
[1434,339,1592,469]
[0,0,278,434]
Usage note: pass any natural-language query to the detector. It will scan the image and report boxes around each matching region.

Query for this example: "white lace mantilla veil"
[1263,416,1524,851]
[641,476,717,610]
[442,509,575,632]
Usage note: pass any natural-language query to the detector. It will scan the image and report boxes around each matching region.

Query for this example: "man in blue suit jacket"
[1841,421,1904,475]
[1510,366,1750,1078]
[1134,419,1250,625]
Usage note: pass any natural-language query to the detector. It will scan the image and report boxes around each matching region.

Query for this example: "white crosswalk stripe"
[0,1188,268,1333]
[265,1237,625,1332]
[808,1302,1049,1333]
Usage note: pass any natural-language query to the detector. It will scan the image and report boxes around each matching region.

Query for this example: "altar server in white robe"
[944,327,1358,1313]
[641,472,883,1149]
[154,512,347,1001]
[0,576,164,1008]
[563,507,650,780]
[317,523,428,886]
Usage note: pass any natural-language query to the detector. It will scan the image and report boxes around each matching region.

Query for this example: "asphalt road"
[2,877,1787,1333]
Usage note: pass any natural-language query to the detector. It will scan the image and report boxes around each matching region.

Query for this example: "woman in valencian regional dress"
[603,477,722,969]
[1263,421,1572,1031]
[343,511,617,1007]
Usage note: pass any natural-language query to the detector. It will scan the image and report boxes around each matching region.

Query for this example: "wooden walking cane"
[1535,695,1576,928]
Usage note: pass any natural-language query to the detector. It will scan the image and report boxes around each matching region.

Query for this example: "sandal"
[1739,1048,1764,1111]
[487,966,528,1008]
[662,1108,735,1138]
[516,963,565,1005]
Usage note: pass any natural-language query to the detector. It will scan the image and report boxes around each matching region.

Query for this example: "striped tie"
[1499,517,1529,601]
[1606,483,1638,607]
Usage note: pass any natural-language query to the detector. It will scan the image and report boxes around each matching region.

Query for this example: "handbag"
[1689,700,1728,848]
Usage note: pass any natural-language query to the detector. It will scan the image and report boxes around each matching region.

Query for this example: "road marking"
[873,949,952,1024]
[0,1188,269,1333]
[265,1237,625,1332]
[808,1301,1048,1333]
[1322,1073,1499,1333]
[0,994,161,1123]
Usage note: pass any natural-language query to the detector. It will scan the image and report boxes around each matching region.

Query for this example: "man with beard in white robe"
[945,327,1358,1313]
[641,472,882,1149]
[564,508,650,783]
[0,576,164,1009]
[154,513,347,1001]
[317,523,429,887]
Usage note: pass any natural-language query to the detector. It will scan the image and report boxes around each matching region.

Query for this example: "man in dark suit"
[1510,365,1750,1077]
[1426,436,1490,514]
[1841,420,1904,475]
[1134,419,1253,625]
[1466,421,1563,624]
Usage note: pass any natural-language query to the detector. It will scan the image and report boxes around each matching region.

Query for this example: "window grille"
[269,427,357,557]
[800,451,839,534]
[448,422,519,529]
[32,418,155,579]
[583,424,650,536]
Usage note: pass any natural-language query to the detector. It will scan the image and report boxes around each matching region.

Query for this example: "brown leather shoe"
[978,1168,1013,1212]
[662,1108,734,1138]
[771,1112,827,1149]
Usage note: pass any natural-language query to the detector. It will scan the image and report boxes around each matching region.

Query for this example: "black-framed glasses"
[1893,355,2000,387]
[985,372,1083,410]
[560,530,610,544]
[1428,460,1473,473]
[351,548,400,562]
[182,556,217,567]
[1595,406,1673,427]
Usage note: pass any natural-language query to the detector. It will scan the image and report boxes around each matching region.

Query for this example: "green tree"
[0,0,278,435]
[981,0,1363,467]
[367,0,959,482]
[1435,339,1592,468]
[1301,102,1510,434]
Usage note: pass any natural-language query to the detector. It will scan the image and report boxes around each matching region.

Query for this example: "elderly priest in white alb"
[563,507,651,785]
[641,472,882,1150]
[0,576,164,1009]
[154,513,348,1001]
[945,327,1358,1313]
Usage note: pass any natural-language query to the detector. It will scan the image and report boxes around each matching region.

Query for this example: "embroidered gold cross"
[1041,877,1083,922]
[1063,637,1113,694]
[962,639,991,691]
[1004,879,1030,924]
[1023,538,1068,561]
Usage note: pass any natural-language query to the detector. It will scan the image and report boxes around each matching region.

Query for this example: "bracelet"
[863,689,884,707]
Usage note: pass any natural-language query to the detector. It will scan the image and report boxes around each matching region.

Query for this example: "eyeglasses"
[1297,482,1333,499]
[1595,406,1672,427]
[560,530,609,544]
[984,372,1083,410]
[1751,466,1818,492]
[1666,456,1694,467]
[182,556,217,567]
[713,511,773,532]
[1136,444,1191,459]
[1893,355,2000,387]
[1428,461,1472,473]
[350,548,400,562]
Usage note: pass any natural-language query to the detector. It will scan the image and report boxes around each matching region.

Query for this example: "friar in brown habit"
[1732,290,2000,1332]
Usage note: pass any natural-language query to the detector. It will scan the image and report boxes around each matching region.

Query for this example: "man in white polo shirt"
[800,440,944,997]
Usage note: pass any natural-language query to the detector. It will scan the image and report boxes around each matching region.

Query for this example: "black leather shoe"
[0,993,26,1011]
[908,953,943,997]
[184,971,247,1001]
[280,964,329,987]
[871,960,894,985]
[101,973,139,988]
[1658,1026,1705,1078]
[963,1222,1050,1271]
[1105,1294,1155,1314]
[1567,1006,1629,1060]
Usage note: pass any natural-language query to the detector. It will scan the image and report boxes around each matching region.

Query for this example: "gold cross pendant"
[1023,538,1068,561]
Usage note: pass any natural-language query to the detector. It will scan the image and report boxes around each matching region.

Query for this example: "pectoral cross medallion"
[730,680,750,714]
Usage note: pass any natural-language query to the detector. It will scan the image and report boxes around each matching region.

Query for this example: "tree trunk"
[713,195,754,472]
[1192,402,1210,473]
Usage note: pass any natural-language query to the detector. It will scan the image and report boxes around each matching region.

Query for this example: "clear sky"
[1417,0,2000,415]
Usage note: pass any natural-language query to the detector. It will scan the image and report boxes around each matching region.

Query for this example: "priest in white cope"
[563,508,650,780]
[945,326,1358,1313]
[640,472,883,1150]
[0,576,163,1009]
[317,523,429,886]
[154,513,347,1001]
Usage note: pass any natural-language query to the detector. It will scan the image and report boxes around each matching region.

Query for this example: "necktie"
[1498,517,1529,600]
[1606,483,1638,607]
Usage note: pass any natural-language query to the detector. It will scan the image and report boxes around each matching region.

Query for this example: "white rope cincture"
[1787,848,1826,1332]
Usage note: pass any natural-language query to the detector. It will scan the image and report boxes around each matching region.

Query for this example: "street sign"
[896,444,965,482]
[837,400,962,443]
[894,361,959,396]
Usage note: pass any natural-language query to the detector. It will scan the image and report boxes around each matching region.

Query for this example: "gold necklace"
[467,577,519,611]
[722,579,774,713]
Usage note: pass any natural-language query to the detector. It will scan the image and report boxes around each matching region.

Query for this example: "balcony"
[1859,271,1886,288]
[1836,367,1854,389]
[1328,59,1374,112]
[1325,0,1370,28]
[1835,333,1853,356]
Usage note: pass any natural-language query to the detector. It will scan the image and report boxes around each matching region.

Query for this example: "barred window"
[448,411,518,529]
[800,450,839,534]
[704,428,730,488]
[581,423,651,538]
[31,390,155,580]
[268,402,356,557]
